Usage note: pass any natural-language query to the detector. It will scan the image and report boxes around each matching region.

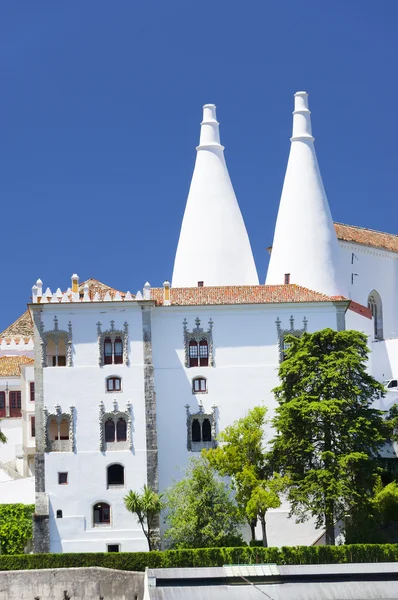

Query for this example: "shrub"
[0,504,34,555]
[0,544,398,571]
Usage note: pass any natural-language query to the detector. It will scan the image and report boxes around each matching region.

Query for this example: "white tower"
[172,104,259,288]
[266,92,347,297]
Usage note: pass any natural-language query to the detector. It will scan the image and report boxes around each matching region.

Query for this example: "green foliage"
[124,485,164,551]
[1,544,398,571]
[0,420,6,444]
[0,504,34,555]
[375,481,398,524]
[164,457,244,549]
[271,329,388,545]
[204,406,284,546]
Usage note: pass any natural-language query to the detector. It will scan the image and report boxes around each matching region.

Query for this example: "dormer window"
[193,377,207,393]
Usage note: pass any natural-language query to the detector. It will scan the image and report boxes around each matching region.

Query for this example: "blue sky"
[0,1,397,331]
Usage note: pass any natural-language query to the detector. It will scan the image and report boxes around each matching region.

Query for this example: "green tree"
[204,406,284,546]
[0,504,34,554]
[164,457,244,549]
[270,329,388,545]
[124,485,164,551]
[0,420,6,444]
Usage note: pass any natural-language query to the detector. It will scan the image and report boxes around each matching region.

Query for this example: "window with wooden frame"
[93,502,110,526]
[105,418,116,442]
[106,376,121,392]
[114,337,123,364]
[192,377,207,393]
[9,391,21,417]
[116,418,127,442]
[29,382,35,402]
[104,338,113,365]
[199,340,209,366]
[188,340,198,367]
[30,416,36,438]
[0,392,5,418]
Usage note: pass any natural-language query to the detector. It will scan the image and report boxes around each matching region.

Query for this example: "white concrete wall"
[40,305,149,553]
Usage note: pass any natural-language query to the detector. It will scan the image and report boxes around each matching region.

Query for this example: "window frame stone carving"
[99,399,132,451]
[40,316,73,367]
[44,403,75,452]
[185,404,217,452]
[97,320,129,367]
[276,315,308,363]
[183,317,214,368]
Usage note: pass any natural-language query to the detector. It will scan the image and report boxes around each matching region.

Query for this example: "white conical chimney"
[172,104,258,288]
[266,92,347,297]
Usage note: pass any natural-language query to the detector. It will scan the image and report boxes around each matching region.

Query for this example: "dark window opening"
[93,502,110,525]
[0,392,5,418]
[105,419,115,442]
[116,418,127,442]
[387,380,398,389]
[58,472,68,485]
[107,464,125,487]
[104,338,113,365]
[202,418,212,442]
[31,417,36,438]
[284,273,290,285]
[30,382,35,402]
[189,341,198,367]
[192,419,201,442]
[107,376,121,392]
[107,544,120,552]
[56,510,63,519]
[198,281,204,287]
[114,337,123,364]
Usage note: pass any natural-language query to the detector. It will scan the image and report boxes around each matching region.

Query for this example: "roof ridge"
[334,222,398,238]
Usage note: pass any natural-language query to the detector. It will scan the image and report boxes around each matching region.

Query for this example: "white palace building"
[1,92,398,553]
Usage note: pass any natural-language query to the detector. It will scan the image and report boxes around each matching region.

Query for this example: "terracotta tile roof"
[347,300,372,320]
[0,355,34,377]
[151,285,347,307]
[0,311,33,340]
[335,223,398,254]
[77,278,129,301]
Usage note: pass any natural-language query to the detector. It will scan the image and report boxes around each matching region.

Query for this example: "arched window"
[202,418,212,442]
[105,418,115,442]
[368,290,383,340]
[107,464,125,488]
[93,502,110,526]
[114,337,123,364]
[106,376,121,392]
[116,418,127,442]
[189,340,198,367]
[199,340,209,366]
[104,338,113,365]
[192,418,201,442]
[192,377,207,393]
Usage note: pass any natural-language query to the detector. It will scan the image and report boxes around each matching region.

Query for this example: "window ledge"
[107,484,125,489]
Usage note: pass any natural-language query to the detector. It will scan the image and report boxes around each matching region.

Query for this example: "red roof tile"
[335,223,398,254]
[151,285,347,307]
[0,355,34,377]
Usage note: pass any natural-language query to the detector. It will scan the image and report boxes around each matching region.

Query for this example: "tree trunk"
[325,510,335,546]
[250,518,257,541]
[260,516,268,547]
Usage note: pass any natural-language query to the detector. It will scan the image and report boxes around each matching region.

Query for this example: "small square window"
[107,544,120,552]
[58,472,68,485]
[56,510,63,519]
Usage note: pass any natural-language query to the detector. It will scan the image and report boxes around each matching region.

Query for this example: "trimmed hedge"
[1,544,398,571]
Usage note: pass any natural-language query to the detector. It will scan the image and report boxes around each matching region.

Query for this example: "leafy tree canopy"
[271,328,388,545]
[164,457,244,549]
[0,504,34,554]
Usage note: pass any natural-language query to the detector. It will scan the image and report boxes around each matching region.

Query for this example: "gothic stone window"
[45,404,75,452]
[41,316,73,367]
[97,321,129,367]
[183,317,214,368]
[276,316,308,363]
[368,290,383,341]
[99,400,132,451]
[186,404,217,452]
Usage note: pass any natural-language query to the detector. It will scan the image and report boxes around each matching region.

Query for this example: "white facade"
[0,91,397,553]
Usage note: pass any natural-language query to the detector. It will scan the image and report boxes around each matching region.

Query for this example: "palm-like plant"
[124,484,164,551]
